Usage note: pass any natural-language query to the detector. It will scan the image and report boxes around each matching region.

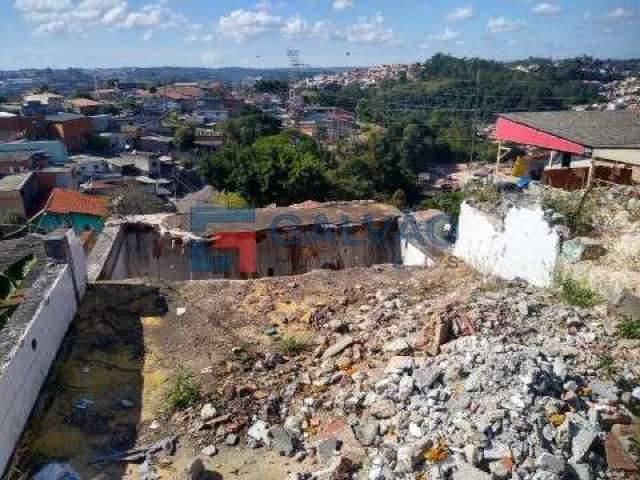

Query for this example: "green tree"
[174,126,195,151]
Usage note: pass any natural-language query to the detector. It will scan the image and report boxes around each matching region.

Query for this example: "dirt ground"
[9,262,477,480]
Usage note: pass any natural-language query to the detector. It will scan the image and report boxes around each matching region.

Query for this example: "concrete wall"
[454,201,561,287]
[0,230,86,475]
[91,221,400,281]
[401,238,435,267]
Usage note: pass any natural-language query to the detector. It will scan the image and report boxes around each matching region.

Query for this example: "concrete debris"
[33,463,81,480]
[322,335,354,359]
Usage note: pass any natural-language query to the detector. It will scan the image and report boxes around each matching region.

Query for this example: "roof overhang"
[496,116,586,156]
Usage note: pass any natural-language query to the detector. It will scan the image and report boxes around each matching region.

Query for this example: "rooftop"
[0,172,33,192]
[499,110,640,149]
[43,188,109,217]
[45,113,85,123]
[68,98,101,108]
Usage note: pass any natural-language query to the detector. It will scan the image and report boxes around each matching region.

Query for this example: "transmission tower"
[287,49,305,118]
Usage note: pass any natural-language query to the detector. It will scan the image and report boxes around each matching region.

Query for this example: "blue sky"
[1,0,639,69]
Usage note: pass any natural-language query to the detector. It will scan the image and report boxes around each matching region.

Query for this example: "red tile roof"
[44,188,109,217]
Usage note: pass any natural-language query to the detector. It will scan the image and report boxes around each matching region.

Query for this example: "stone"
[589,379,619,402]
[604,433,639,472]
[370,399,396,419]
[489,458,512,479]
[354,419,379,447]
[139,458,159,480]
[567,460,592,480]
[284,415,303,437]
[413,367,442,392]
[453,463,491,480]
[384,356,414,373]
[561,238,607,263]
[569,414,598,461]
[397,375,415,400]
[408,422,423,438]
[201,445,217,457]
[632,386,640,401]
[247,420,270,446]
[483,444,510,461]
[323,335,354,359]
[536,453,565,474]
[396,445,419,474]
[33,464,81,480]
[383,338,412,354]
[270,425,297,456]
[316,418,366,466]
[199,403,218,422]
[184,457,206,480]
[224,433,238,445]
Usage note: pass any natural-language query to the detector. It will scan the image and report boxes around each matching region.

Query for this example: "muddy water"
[9,284,171,479]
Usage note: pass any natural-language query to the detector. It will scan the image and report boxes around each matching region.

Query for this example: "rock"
[200,403,218,422]
[270,425,297,456]
[201,445,217,457]
[354,419,379,446]
[398,375,415,400]
[536,453,565,474]
[384,356,414,373]
[413,367,442,392]
[396,445,419,474]
[483,444,510,461]
[568,459,592,480]
[569,414,598,461]
[284,415,303,437]
[312,456,352,480]
[316,418,366,466]
[464,444,480,466]
[408,422,423,438]
[139,458,159,480]
[589,379,619,402]
[264,352,284,368]
[632,386,640,401]
[184,457,206,480]
[489,458,512,479]
[561,238,607,263]
[323,335,354,359]
[33,463,81,480]
[224,433,238,445]
[604,433,639,473]
[383,338,412,354]
[453,463,491,480]
[370,399,396,419]
[247,420,270,446]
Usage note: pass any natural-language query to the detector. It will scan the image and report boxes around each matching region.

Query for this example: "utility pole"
[470,69,481,164]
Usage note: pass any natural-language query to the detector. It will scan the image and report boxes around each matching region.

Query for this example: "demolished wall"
[454,201,561,287]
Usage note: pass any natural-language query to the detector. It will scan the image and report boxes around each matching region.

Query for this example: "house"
[138,135,173,154]
[22,93,64,114]
[0,172,40,220]
[67,155,110,183]
[45,113,92,154]
[0,151,49,176]
[67,98,102,116]
[34,188,109,233]
[495,110,640,190]
[0,140,69,165]
[105,152,161,177]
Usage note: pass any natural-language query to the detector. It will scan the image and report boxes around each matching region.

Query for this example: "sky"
[1,0,639,69]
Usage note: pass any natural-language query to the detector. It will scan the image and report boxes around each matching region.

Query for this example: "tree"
[218,113,281,146]
[174,126,195,151]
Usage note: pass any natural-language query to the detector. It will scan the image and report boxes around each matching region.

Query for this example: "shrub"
[559,277,601,308]
[421,190,467,217]
[279,336,310,356]
[163,367,201,413]
[212,192,249,209]
[618,317,640,339]
[596,355,615,375]
[542,190,595,236]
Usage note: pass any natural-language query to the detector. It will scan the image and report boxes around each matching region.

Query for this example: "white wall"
[0,267,78,473]
[454,201,560,287]
[0,229,87,475]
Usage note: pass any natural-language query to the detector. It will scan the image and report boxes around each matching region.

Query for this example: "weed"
[618,317,640,339]
[468,183,501,204]
[542,190,595,236]
[559,277,601,308]
[596,355,615,375]
[163,367,201,413]
[232,342,255,363]
[279,335,311,356]
[421,190,467,218]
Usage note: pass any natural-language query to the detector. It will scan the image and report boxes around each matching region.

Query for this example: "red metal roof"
[495,116,586,155]
[44,188,109,217]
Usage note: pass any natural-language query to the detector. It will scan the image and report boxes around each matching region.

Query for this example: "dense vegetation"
[200,54,607,208]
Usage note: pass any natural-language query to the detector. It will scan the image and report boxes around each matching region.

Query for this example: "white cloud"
[430,27,460,42]
[487,17,525,33]
[605,7,635,20]
[184,24,214,42]
[532,3,562,16]
[333,0,353,11]
[217,8,283,41]
[13,0,188,35]
[342,11,394,44]
[446,6,473,22]
[280,14,309,37]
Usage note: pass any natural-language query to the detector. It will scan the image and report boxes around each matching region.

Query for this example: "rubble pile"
[205,280,640,480]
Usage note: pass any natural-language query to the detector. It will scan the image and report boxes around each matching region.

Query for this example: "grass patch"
[421,190,467,218]
[618,317,640,339]
[596,355,616,375]
[163,367,201,413]
[279,335,311,356]
[542,190,595,236]
[559,277,601,308]
[468,183,501,204]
